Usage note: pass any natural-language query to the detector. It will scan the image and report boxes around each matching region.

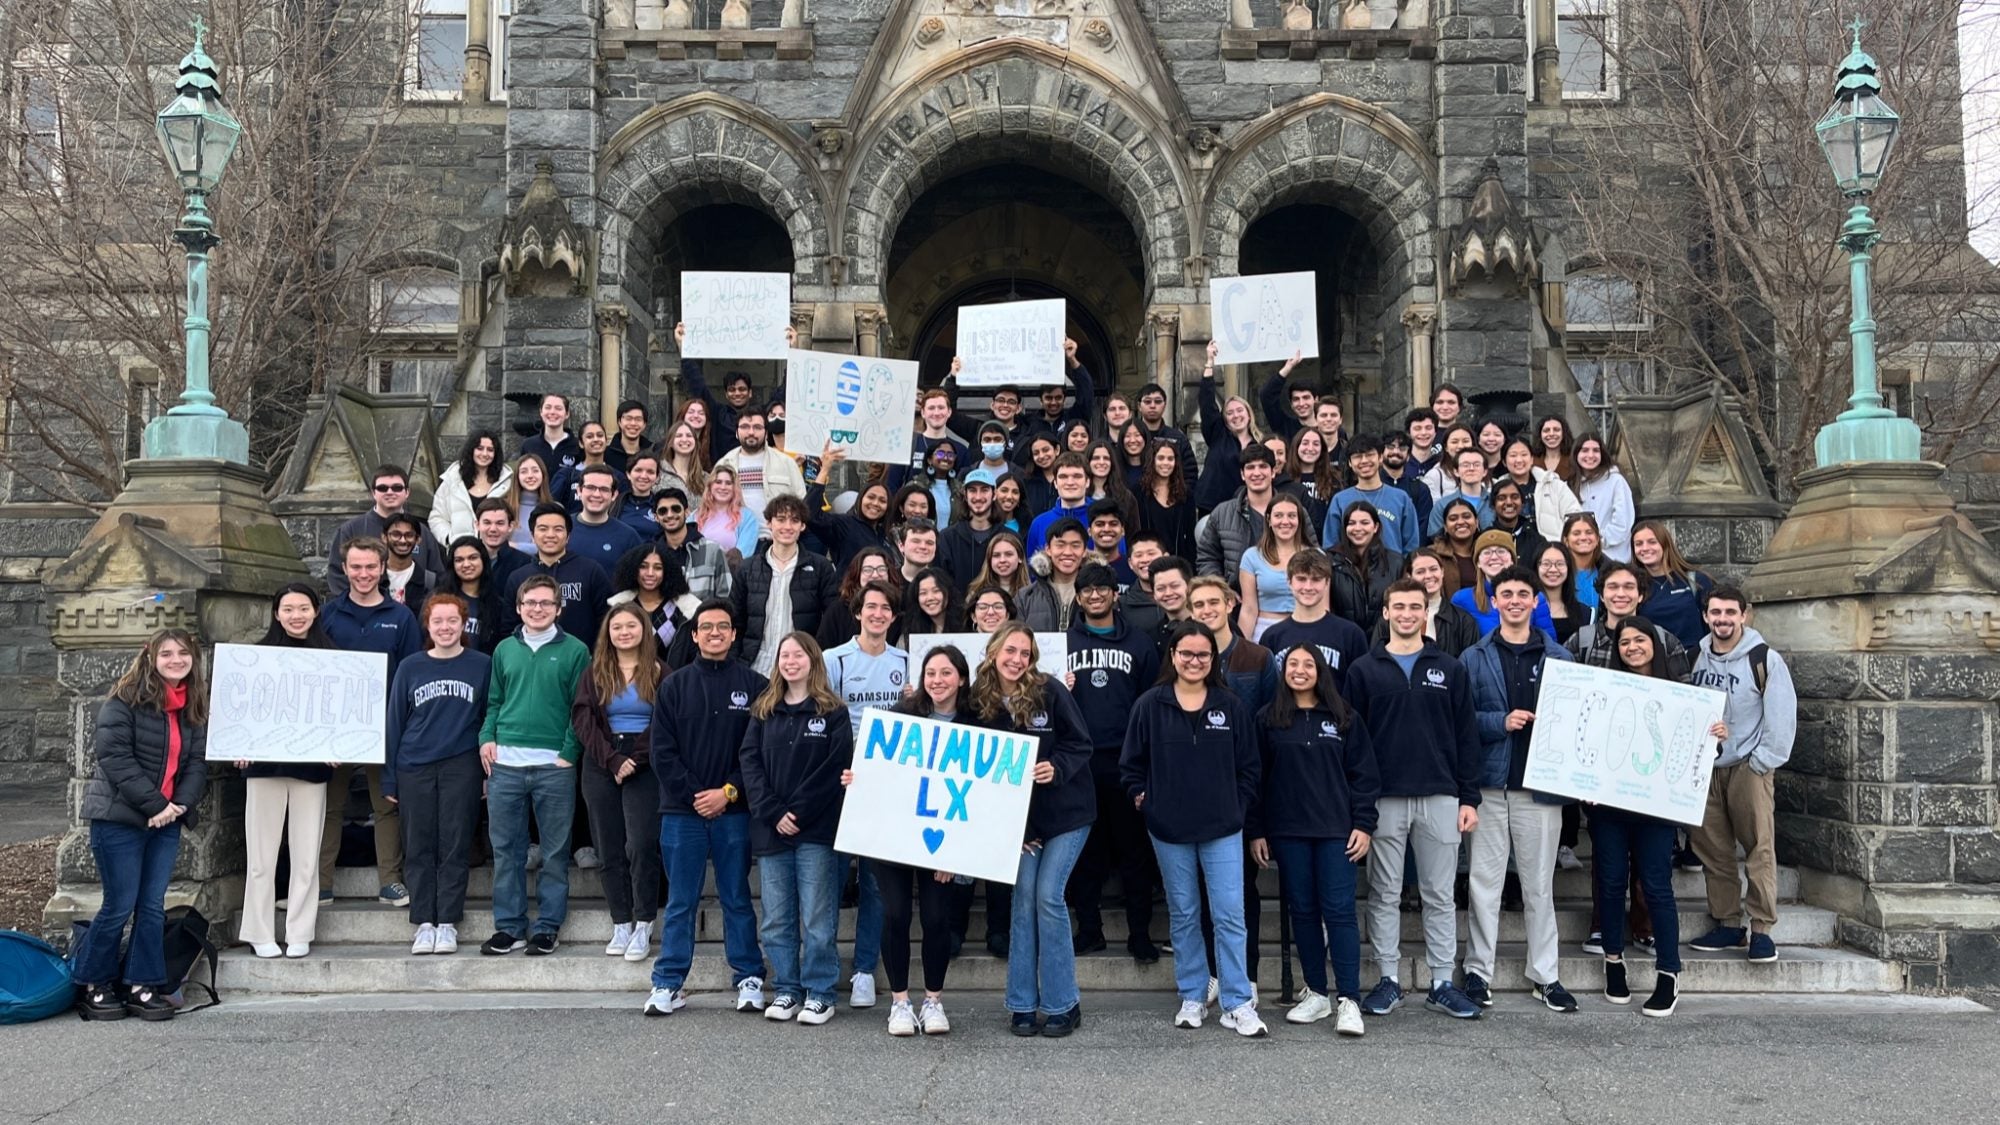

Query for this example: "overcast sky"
[1967,3,1999,261]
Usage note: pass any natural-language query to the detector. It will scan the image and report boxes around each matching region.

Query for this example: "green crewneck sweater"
[480,629,591,763]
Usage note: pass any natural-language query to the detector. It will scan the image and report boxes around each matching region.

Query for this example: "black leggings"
[876,862,955,995]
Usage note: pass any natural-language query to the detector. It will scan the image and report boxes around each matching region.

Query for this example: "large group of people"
[70,331,1797,1033]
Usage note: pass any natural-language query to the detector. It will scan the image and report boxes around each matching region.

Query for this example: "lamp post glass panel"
[143,19,251,463]
[1809,20,1921,466]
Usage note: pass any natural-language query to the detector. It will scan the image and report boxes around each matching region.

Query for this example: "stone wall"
[0,507,97,786]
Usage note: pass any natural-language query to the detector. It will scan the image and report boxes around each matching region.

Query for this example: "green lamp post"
[142,19,250,463]
[1810,19,1922,466]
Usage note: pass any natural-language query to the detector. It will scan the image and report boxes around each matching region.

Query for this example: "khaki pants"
[1691,763,1778,933]
[239,777,328,947]
[320,764,403,891]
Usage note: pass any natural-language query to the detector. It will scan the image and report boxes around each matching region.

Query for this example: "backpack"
[68,905,220,1014]
[1746,643,1770,695]
[0,931,74,1024]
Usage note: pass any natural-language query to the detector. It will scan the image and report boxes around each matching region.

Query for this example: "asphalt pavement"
[0,991,1989,1124]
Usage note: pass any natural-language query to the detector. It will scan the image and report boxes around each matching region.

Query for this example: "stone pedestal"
[1745,461,2000,987]
[40,459,309,940]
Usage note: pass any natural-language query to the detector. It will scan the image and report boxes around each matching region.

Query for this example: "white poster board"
[679,271,792,359]
[1209,271,1321,365]
[955,298,1067,387]
[785,348,920,464]
[1522,661,1726,827]
[835,708,1039,884]
[205,643,388,764]
[905,632,1068,685]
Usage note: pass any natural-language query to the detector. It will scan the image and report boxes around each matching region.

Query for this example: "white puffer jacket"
[1529,466,1584,543]
[429,463,514,544]
[1575,467,1636,562]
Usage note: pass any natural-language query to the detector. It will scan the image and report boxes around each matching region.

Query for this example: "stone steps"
[307,897,1842,947]
[216,941,1903,996]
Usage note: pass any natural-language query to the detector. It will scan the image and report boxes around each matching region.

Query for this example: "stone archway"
[597,93,833,313]
[838,42,1195,297]
[1204,94,1440,419]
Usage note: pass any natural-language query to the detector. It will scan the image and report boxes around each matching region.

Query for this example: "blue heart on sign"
[922,828,945,854]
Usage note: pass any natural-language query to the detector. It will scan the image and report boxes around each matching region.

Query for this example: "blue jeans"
[654,813,765,990]
[851,857,881,977]
[74,821,181,987]
[1591,807,1682,973]
[1270,836,1361,1000]
[1007,826,1088,1016]
[1154,831,1251,1009]
[758,843,843,1005]
[487,764,576,937]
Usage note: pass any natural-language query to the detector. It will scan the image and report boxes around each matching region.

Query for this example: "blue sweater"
[1461,630,1573,802]
[321,595,422,672]
[383,650,491,795]
[568,516,642,569]
[1342,643,1482,806]
[1329,484,1422,555]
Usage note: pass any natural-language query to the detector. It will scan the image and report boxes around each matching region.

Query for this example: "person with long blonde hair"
[661,419,710,499]
[974,624,1095,1037]
[966,530,1030,602]
[741,631,854,1025]
[694,463,765,560]
[572,601,669,963]
[74,629,210,1021]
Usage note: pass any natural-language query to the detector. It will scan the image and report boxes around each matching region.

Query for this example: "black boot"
[124,984,176,1022]
[1603,958,1630,1005]
[1642,971,1678,1018]
[77,984,127,1021]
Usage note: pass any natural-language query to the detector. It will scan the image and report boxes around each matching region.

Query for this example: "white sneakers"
[623,921,652,963]
[850,971,877,1008]
[887,999,918,1036]
[605,922,634,956]
[1286,988,1332,1024]
[574,846,602,870]
[410,925,436,955]
[1220,1001,1269,1038]
[919,998,950,1035]
[252,943,282,959]
[1206,976,1220,1005]
[1557,845,1583,870]
[736,975,768,1012]
[1334,997,1365,1037]
[1174,1000,1207,1029]
[798,999,835,1025]
[285,942,311,958]
[765,996,801,1022]
[434,924,459,954]
[643,987,687,1016]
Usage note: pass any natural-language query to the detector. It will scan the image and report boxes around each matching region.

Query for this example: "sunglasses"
[374,483,408,493]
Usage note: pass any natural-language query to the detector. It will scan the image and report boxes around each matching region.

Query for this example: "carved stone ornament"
[916,15,948,46]
[1283,1,1315,30]
[1187,126,1221,154]
[1081,18,1113,48]
[497,159,589,296]
[719,0,751,31]
[1340,0,1372,29]
[1447,158,1539,293]
[661,0,693,30]
[812,123,847,156]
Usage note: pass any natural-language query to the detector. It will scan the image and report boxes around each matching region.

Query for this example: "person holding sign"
[740,632,855,1026]
[1248,643,1378,1036]
[864,647,979,1036]
[73,629,209,1022]
[1194,340,1265,514]
[974,624,1094,1038]
[1595,617,1725,1018]
[236,584,335,959]
[387,594,491,957]
[645,599,770,1018]
[1459,567,1580,1013]
[1119,621,1265,1038]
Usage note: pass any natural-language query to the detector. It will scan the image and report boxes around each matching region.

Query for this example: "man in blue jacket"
[1345,577,1483,1021]
[501,507,611,643]
[645,599,769,1018]
[1064,564,1164,963]
[1460,566,1578,1013]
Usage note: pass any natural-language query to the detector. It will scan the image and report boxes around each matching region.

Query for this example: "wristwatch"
[722,783,740,803]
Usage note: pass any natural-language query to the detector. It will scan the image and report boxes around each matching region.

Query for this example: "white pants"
[239,777,328,946]
[1463,788,1562,987]
[1366,794,1462,980]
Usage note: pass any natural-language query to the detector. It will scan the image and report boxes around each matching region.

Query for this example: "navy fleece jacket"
[738,698,853,854]
[1342,642,1483,807]
[651,656,768,816]
[1119,685,1261,844]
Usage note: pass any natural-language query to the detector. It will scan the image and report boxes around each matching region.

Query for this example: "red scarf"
[160,683,187,804]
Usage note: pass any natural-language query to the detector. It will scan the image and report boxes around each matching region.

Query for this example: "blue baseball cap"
[962,468,1000,490]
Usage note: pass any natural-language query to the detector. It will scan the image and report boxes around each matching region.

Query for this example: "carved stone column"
[855,306,888,359]
[1401,302,1437,406]
[1149,309,1181,423]
[464,0,492,102]
[596,304,630,430]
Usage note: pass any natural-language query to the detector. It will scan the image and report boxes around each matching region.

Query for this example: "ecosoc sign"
[833,708,1039,884]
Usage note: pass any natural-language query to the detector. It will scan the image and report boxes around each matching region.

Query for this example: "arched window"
[370,267,460,402]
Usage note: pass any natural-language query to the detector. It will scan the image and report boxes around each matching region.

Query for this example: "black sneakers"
[1642,971,1679,1017]
[77,984,126,1021]
[1604,958,1631,1004]
[1535,981,1580,1013]
[125,985,176,1022]
[481,931,525,955]
[526,933,560,956]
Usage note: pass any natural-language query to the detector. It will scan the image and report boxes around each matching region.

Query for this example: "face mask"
[982,442,1006,461]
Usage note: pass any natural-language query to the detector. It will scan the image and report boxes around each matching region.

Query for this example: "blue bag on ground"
[0,930,75,1024]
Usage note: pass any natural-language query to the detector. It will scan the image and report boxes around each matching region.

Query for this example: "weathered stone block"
[1946,931,2000,987]
[1728,517,1773,564]
[1670,518,1727,565]
[1907,653,2000,703]
[1953,831,2000,884]
[1790,653,1864,703]
[1914,785,1994,827]
[1872,829,1953,883]
[1894,706,1991,784]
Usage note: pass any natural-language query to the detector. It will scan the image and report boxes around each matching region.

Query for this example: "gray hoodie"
[1692,627,1797,774]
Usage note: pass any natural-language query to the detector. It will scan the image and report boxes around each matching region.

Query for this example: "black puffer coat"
[80,697,209,830]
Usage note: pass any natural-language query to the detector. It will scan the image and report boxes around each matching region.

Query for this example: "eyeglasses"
[695,621,733,633]
[1172,650,1213,663]
[580,484,614,494]
[519,599,558,609]
[374,483,408,493]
